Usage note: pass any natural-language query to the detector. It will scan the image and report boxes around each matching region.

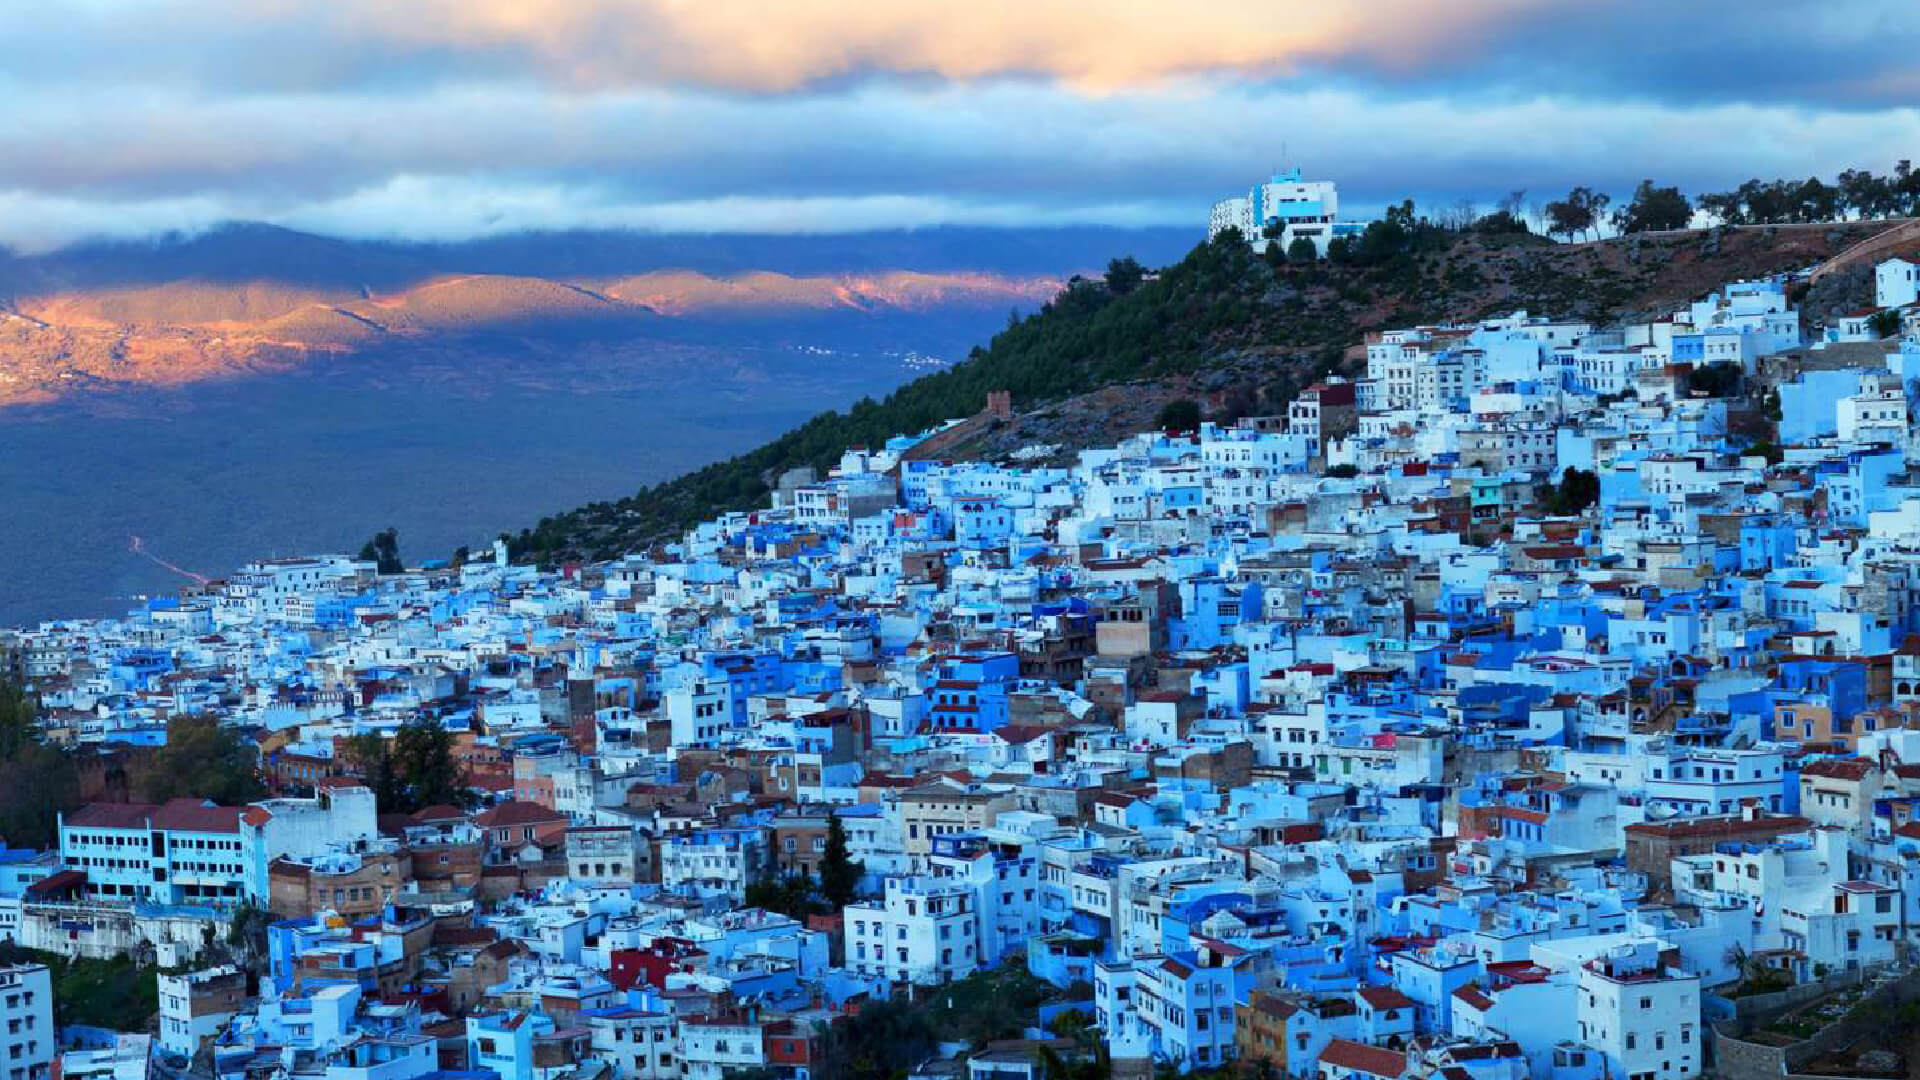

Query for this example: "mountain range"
[0,223,1196,407]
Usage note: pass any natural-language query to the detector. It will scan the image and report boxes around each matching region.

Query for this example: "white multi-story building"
[658,828,764,901]
[1575,942,1701,1080]
[58,800,247,907]
[665,677,732,748]
[1878,257,1918,311]
[927,835,1043,966]
[1643,746,1790,816]
[1838,370,1908,446]
[1671,828,1897,975]
[678,1016,765,1080]
[1131,947,1243,1072]
[217,556,365,624]
[586,1008,679,1080]
[0,965,52,1080]
[238,782,379,902]
[1207,169,1359,257]
[844,875,981,985]
[156,966,245,1060]
[566,825,646,885]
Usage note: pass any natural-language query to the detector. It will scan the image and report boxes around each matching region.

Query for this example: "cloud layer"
[2,1,1916,252]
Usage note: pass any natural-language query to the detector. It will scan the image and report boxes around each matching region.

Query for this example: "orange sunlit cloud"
[336,0,1549,91]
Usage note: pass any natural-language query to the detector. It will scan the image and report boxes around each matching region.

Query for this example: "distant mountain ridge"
[0,223,1196,406]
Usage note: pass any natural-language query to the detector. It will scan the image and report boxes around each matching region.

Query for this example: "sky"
[3,0,1918,253]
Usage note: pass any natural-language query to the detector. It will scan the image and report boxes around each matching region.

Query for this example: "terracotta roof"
[993,726,1051,745]
[1801,759,1874,780]
[1249,996,1299,1020]
[475,801,566,828]
[1357,987,1414,1011]
[24,869,87,898]
[1453,986,1496,1011]
[1625,814,1808,838]
[152,798,245,834]
[65,803,160,830]
[1320,1039,1407,1079]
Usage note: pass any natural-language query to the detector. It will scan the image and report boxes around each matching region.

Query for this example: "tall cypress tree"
[819,812,864,909]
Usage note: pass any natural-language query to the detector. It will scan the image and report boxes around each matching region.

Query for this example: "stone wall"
[1712,966,1920,1080]
[1728,968,1869,1024]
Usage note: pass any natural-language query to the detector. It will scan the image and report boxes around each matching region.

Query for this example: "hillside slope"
[511,220,1900,564]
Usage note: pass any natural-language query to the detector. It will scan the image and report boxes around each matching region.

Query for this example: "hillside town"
[5,252,1920,1080]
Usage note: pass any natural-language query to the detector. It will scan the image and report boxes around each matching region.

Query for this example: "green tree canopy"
[819,813,864,910]
[1686,361,1743,398]
[1702,163,1918,224]
[1103,256,1146,296]
[0,682,81,849]
[1155,398,1203,433]
[1614,180,1692,233]
[1541,466,1601,515]
[357,527,403,574]
[346,717,475,814]
[138,714,265,806]
[1545,187,1609,241]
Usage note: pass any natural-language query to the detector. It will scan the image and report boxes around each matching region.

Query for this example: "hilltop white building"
[1207,168,1362,257]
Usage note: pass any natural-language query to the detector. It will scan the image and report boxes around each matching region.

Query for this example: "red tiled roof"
[152,798,245,834]
[993,726,1051,745]
[1624,814,1809,838]
[1357,987,1414,1011]
[475,801,565,828]
[66,803,160,829]
[1250,996,1299,1020]
[1320,1039,1407,1079]
[1453,986,1496,1011]
[1801,759,1874,780]
[24,869,87,897]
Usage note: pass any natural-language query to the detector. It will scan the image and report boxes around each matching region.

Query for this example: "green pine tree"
[820,813,864,909]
